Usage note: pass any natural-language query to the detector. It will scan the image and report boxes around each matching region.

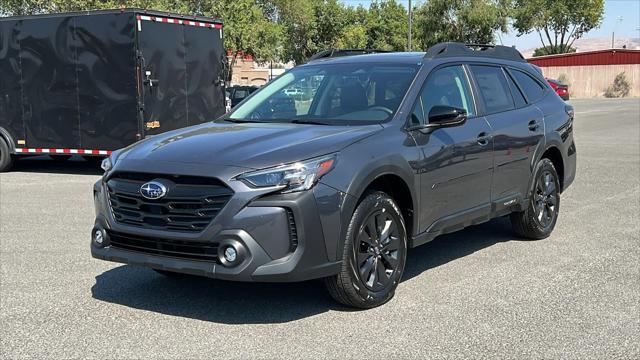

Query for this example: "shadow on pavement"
[91,216,522,324]
[10,155,103,175]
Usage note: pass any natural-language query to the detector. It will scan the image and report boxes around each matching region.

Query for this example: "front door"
[410,65,494,233]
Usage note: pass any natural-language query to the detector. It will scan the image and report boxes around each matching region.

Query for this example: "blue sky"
[340,0,640,50]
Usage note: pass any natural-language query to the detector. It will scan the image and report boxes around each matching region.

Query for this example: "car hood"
[120,121,382,169]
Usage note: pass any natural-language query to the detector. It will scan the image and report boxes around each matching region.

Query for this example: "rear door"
[184,24,226,123]
[18,16,80,149]
[469,65,544,203]
[137,17,188,136]
[137,15,224,137]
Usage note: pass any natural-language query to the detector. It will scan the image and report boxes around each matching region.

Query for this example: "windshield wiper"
[222,118,262,123]
[290,119,332,125]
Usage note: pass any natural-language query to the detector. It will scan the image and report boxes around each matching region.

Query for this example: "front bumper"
[91,160,345,282]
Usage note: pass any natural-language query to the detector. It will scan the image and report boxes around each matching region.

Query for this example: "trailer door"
[74,13,138,151]
[137,19,188,136]
[0,20,25,145]
[18,17,80,149]
[184,24,226,123]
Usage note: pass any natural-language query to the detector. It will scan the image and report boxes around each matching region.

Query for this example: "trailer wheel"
[0,137,14,172]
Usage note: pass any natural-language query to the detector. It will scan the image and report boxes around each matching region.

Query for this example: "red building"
[527,49,640,98]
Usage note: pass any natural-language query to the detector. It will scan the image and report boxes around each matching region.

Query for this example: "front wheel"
[510,158,561,239]
[325,191,407,309]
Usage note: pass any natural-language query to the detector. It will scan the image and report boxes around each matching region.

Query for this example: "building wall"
[540,64,640,98]
[230,58,270,86]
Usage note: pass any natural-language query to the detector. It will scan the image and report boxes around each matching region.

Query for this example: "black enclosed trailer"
[0,9,227,171]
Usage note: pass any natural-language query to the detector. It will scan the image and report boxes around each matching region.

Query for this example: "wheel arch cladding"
[541,146,564,192]
[360,174,414,238]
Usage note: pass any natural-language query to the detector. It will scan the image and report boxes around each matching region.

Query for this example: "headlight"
[101,150,122,173]
[237,154,336,193]
[100,157,112,172]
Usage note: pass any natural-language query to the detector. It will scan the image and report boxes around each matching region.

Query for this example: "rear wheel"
[325,191,407,309]
[510,158,561,239]
[0,137,14,172]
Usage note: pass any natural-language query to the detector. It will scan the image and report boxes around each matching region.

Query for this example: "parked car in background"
[0,9,227,172]
[283,87,304,97]
[546,78,570,100]
[92,43,576,309]
[228,85,260,107]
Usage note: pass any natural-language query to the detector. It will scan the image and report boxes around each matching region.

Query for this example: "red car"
[546,78,569,100]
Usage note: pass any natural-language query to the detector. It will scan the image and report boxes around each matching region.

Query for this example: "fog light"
[224,246,237,262]
[94,229,104,245]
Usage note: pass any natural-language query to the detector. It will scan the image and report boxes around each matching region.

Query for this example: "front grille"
[286,208,298,253]
[106,172,234,232]
[108,230,219,262]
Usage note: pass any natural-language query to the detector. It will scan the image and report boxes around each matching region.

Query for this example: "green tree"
[274,0,353,63]
[0,0,165,16]
[313,0,346,50]
[207,0,283,77]
[365,0,407,51]
[532,45,576,57]
[414,0,510,48]
[512,0,604,54]
[336,24,367,48]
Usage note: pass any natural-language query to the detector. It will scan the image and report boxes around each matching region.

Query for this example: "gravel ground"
[1,98,638,359]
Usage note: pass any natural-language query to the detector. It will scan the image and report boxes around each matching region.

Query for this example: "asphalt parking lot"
[1,98,638,359]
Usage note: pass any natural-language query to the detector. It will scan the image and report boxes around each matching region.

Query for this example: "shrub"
[604,72,631,98]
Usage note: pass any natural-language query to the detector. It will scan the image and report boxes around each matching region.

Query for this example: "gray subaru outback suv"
[92,43,576,308]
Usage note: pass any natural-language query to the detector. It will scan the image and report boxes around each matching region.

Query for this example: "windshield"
[227,63,419,125]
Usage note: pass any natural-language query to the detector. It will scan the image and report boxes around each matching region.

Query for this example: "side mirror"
[428,105,467,127]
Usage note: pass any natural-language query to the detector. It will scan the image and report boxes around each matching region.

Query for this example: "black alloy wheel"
[355,209,402,292]
[511,158,561,239]
[532,169,558,229]
[325,191,407,309]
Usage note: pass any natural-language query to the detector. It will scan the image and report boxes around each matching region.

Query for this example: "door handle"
[528,120,540,131]
[477,132,490,146]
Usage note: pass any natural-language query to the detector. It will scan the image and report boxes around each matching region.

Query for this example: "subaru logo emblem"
[140,181,167,200]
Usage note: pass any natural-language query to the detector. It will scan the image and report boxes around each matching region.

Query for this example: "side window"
[418,65,476,123]
[505,71,527,108]
[469,65,514,114]
[511,69,546,103]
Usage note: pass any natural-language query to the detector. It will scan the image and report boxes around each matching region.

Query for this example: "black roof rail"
[308,49,392,62]
[424,42,526,63]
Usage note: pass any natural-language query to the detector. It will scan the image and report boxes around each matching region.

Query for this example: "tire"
[324,191,407,309]
[510,158,561,239]
[0,137,14,172]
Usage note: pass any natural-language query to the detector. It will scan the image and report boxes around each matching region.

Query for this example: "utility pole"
[612,16,623,48]
[408,0,412,51]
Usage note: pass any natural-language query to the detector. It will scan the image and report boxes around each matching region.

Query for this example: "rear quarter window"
[469,65,514,114]
[511,69,546,103]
